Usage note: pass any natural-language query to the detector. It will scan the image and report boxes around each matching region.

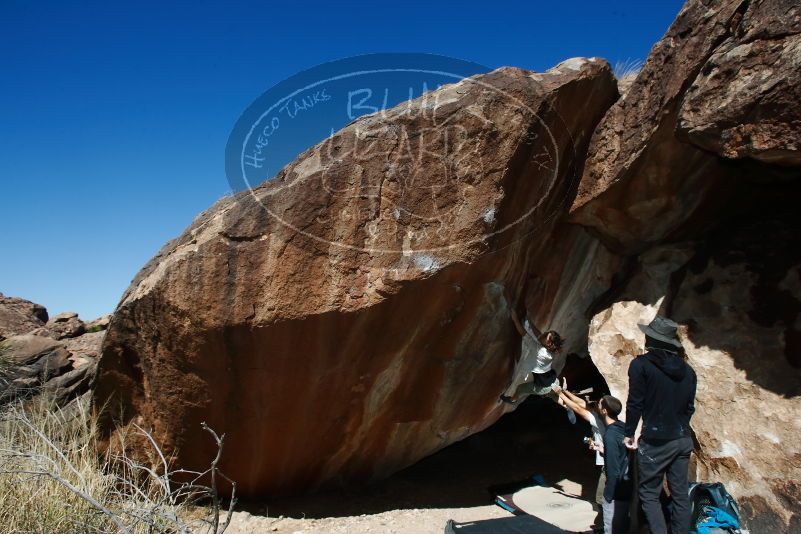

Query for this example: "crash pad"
[494,485,596,532]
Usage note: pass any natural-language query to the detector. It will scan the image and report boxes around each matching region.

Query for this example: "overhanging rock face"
[94,60,617,497]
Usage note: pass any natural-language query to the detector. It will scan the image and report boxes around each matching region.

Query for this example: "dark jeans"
[637,436,693,534]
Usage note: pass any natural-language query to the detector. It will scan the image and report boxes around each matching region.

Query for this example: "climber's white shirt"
[532,346,554,374]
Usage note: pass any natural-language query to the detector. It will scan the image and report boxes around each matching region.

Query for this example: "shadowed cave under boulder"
[248,354,611,520]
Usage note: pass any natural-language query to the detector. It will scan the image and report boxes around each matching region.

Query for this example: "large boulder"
[569,0,747,253]
[570,0,801,253]
[0,292,48,340]
[94,60,618,497]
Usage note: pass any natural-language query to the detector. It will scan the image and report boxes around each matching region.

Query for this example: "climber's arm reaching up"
[510,308,543,340]
[510,308,527,337]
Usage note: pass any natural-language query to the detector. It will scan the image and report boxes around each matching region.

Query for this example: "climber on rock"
[499,305,564,405]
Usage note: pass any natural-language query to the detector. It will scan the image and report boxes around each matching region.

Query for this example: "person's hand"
[551,382,562,393]
[561,377,567,390]
[623,436,638,450]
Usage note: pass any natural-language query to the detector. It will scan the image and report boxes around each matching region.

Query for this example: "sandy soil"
[214,398,601,533]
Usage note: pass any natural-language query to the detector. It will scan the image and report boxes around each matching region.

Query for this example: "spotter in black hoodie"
[625,348,697,441]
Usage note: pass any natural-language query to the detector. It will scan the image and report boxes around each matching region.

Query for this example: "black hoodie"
[624,348,697,440]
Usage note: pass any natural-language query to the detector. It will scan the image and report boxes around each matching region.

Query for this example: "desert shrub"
[0,395,234,533]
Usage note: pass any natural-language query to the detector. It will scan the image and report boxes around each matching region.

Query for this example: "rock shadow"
[662,206,801,398]
[245,390,603,519]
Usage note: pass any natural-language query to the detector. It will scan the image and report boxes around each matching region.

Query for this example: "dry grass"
[0,342,12,387]
[0,395,234,533]
[613,58,643,96]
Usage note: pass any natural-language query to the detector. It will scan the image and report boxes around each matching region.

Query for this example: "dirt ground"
[218,397,600,533]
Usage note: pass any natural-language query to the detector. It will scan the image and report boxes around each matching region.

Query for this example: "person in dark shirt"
[599,395,631,534]
[623,315,697,534]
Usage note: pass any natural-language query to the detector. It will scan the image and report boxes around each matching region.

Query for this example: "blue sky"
[0,0,684,320]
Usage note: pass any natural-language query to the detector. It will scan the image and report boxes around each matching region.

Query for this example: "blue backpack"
[689,482,742,534]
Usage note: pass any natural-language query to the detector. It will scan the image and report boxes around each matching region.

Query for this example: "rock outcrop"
[0,335,72,402]
[45,311,86,340]
[0,331,100,405]
[0,293,48,340]
[94,60,619,497]
[569,0,747,253]
[86,314,111,333]
[0,298,104,405]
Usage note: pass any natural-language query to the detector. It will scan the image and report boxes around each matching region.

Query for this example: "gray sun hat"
[638,315,683,348]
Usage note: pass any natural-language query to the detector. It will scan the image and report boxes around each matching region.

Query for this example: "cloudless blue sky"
[0,0,684,320]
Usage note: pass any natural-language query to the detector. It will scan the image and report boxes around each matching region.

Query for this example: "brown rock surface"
[0,292,48,340]
[94,60,618,497]
[64,330,104,365]
[678,1,801,166]
[587,209,801,530]
[46,311,86,339]
[569,0,747,253]
[0,334,73,402]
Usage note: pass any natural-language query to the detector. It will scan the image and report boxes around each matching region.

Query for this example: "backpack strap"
[707,483,741,523]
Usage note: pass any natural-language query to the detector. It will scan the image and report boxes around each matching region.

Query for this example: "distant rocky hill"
[88,0,800,530]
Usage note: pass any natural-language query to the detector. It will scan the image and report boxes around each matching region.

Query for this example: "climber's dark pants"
[512,369,558,398]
